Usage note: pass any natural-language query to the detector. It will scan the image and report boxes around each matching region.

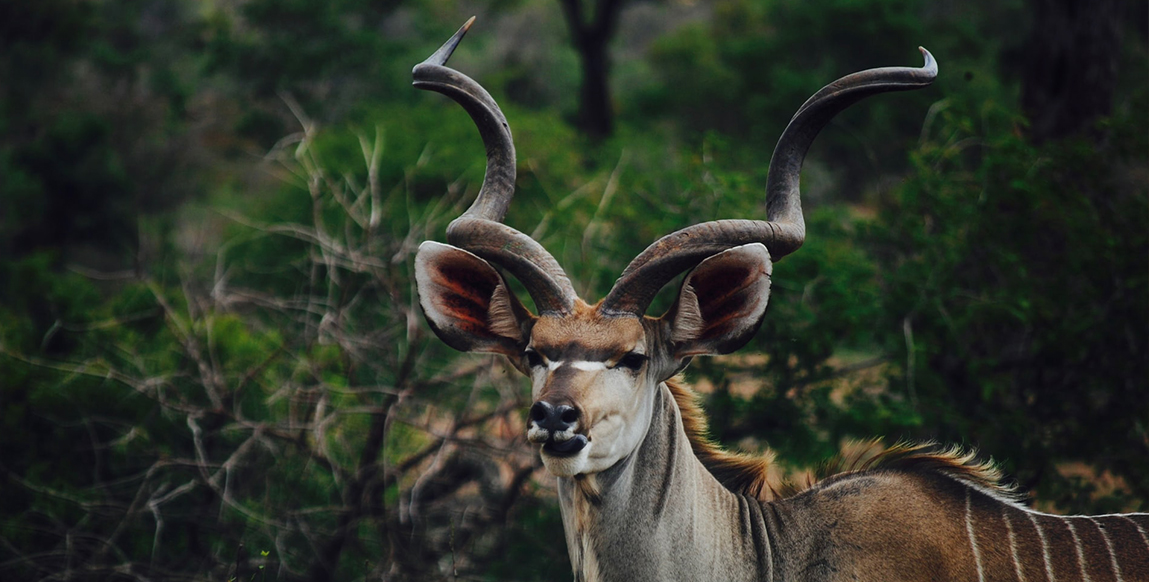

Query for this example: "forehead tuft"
[530,307,645,360]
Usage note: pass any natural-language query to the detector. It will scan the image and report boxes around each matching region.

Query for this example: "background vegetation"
[1,0,1145,580]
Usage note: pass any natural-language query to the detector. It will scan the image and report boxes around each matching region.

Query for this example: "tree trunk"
[578,31,613,138]
[559,0,624,140]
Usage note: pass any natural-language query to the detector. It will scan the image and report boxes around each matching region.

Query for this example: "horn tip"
[416,17,477,69]
[917,47,938,77]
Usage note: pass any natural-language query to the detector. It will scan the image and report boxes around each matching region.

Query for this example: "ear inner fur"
[415,242,529,355]
[691,269,759,344]
[668,244,772,357]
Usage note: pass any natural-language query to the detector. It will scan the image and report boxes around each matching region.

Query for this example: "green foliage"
[480,495,570,581]
[864,89,1149,508]
[0,115,527,578]
[9,113,135,253]
[690,86,1148,506]
[637,0,1014,201]
[0,0,208,265]
[207,0,398,97]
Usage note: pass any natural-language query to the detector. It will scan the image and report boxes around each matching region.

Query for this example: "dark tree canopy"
[1020,0,1123,142]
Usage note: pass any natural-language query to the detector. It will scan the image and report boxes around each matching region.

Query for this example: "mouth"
[541,434,589,457]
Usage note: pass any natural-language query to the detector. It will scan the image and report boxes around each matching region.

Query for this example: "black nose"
[529,401,580,432]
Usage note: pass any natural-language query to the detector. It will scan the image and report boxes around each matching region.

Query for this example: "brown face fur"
[416,242,774,477]
[524,304,662,476]
[528,304,647,371]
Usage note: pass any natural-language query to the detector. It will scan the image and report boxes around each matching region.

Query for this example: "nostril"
[529,401,551,423]
[558,406,579,424]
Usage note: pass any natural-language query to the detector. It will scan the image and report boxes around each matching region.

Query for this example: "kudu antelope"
[412,18,1149,582]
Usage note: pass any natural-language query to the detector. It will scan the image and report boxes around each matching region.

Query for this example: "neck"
[556,382,777,582]
[553,386,1149,582]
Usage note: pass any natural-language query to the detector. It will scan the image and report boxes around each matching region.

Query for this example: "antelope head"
[413,19,936,477]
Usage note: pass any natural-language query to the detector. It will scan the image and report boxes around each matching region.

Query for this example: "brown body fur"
[668,377,1149,582]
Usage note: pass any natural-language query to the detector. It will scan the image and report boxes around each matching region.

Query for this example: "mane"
[666,378,796,501]
[823,440,1023,502]
[666,378,1019,503]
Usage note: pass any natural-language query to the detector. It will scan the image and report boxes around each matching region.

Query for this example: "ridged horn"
[600,48,938,317]
[413,18,577,315]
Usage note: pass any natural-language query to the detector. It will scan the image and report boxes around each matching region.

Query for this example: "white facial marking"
[527,424,550,444]
[570,361,608,371]
[546,360,608,371]
[551,425,579,442]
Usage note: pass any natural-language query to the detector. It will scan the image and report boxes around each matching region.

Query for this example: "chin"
[540,444,592,477]
[540,442,624,477]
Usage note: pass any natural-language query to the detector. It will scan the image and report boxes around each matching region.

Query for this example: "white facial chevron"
[547,360,609,372]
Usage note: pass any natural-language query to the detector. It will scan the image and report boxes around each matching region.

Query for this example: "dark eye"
[525,350,545,369]
[616,352,647,371]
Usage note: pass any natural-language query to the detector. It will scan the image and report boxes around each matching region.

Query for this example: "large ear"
[415,241,534,356]
[666,243,772,358]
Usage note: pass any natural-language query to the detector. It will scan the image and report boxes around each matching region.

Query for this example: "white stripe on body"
[1066,519,1091,582]
[1028,512,1057,582]
[1089,517,1123,582]
[1122,515,1149,553]
[1003,509,1027,582]
[966,489,986,582]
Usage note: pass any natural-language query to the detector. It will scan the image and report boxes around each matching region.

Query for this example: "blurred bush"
[1,116,558,580]
[866,88,1149,507]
